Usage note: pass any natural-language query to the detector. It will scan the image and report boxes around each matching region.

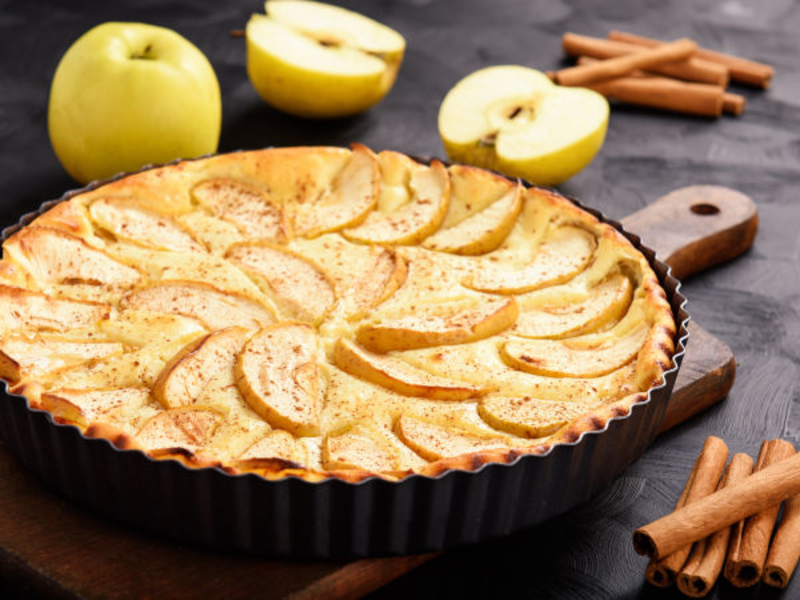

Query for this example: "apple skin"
[48,22,221,184]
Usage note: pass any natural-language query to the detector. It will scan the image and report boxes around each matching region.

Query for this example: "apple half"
[438,66,609,185]
[246,0,405,118]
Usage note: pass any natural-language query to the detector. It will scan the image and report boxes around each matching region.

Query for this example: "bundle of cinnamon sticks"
[634,436,800,596]
[548,31,775,118]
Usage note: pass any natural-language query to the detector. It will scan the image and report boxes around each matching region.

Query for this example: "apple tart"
[0,145,675,482]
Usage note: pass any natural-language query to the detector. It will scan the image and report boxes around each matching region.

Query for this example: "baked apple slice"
[235,324,322,436]
[123,281,275,331]
[467,226,596,294]
[344,153,450,245]
[356,297,518,352]
[136,406,223,453]
[40,387,151,428]
[501,322,651,378]
[89,197,204,252]
[395,414,508,461]
[323,426,399,472]
[192,178,290,242]
[333,338,484,400]
[423,167,523,255]
[153,327,249,409]
[294,143,380,237]
[479,396,596,437]
[226,242,335,324]
[0,285,109,333]
[339,248,407,320]
[0,336,124,382]
[512,274,633,338]
[237,430,307,464]
[4,227,141,288]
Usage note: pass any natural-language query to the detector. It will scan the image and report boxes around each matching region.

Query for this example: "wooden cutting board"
[0,186,757,600]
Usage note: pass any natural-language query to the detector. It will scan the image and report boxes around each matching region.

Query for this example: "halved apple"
[235,324,322,436]
[333,338,484,400]
[467,226,596,294]
[123,281,275,331]
[356,297,518,352]
[226,242,335,324]
[153,327,249,409]
[40,387,151,428]
[246,0,405,118]
[191,178,290,242]
[0,336,124,382]
[89,197,204,252]
[423,170,523,255]
[438,65,609,186]
[339,248,407,320]
[136,406,223,452]
[0,285,109,334]
[395,414,508,462]
[479,396,595,438]
[4,227,141,288]
[344,155,450,245]
[512,275,633,339]
[237,430,307,464]
[294,144,380,237]
[501,322,651,378]
[323,426,398,472]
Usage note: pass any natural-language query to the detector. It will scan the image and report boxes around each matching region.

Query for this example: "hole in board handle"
[690,203,720,215]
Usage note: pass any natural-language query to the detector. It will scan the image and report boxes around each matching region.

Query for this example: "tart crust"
[0,146,675,482]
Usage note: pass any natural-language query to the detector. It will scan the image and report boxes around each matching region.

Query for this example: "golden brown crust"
[1,146,677,483]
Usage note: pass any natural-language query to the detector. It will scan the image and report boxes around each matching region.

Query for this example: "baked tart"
[0,145,675,482]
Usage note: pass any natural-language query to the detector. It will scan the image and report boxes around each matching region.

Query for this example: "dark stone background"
[1,0,798,598]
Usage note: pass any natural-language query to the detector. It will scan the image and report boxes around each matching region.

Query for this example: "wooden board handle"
[620,185,758,280]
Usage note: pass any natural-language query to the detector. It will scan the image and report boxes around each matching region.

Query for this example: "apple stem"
[230,29,245,39]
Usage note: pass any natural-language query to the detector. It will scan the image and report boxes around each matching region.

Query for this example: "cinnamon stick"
[645,436,729,587]
[725,439,795,587]
[676,453,754,597]
[608,30,774,88]
[633,451,800,561]
[562,33,728,86]
[764,481,800,588]
[552,38,697,87]
[576,57,731,118]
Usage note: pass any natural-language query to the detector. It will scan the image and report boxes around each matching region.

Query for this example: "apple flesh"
[48,22,221,184]
[438,66,609,185]
[246,0,405,118]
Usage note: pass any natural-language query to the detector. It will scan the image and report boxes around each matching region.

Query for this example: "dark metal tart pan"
[0,153,689,558]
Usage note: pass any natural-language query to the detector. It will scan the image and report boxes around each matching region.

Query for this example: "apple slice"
[237,430,307,464]
[0,285,109,334]
[40,387,151,428]
[333,338,484,400]
[123,281,275,331]
[479,396,596,438]
[395,415,508,462]
[340,248,407,320]
[438,65,609,186]
[344,155,450,245]
[226,242,335,324]
[136,406,222,453]
[294,144,380,237]
[501,322,651,378]
[4,227,141,288]
[356,298,519,352]
[0,336,124,382]
[153,327,249,409]
[235,324,322,437]
[323,427,398,472]
[467,226,596,294]
[512,275,633,338]
[246,1,405,118]
[423,173,523,255]
[192,178,290,242]
[89,197,204,252]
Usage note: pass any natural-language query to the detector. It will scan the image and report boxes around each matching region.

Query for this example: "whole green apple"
[48,22,221,184]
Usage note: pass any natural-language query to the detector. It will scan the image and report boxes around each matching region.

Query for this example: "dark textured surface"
[0,0,798,597]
